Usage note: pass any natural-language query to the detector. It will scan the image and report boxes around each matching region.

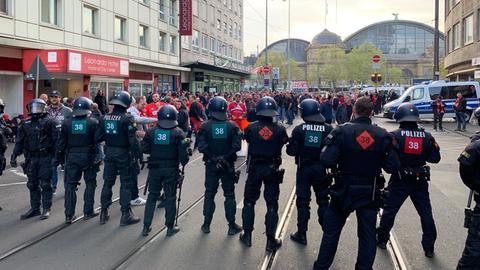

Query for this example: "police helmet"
[299,98,325,123]
[27,99,47,115]
[256,96,278,117]
[394,102,420,123]
[157,104,178,129]
[73,97,93,117]
[208,96,228,121]
[109,91,131,108]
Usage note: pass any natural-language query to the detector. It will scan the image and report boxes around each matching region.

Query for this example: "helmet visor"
[29,102,46,114]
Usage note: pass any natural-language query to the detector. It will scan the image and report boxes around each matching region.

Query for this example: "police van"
[383,81,480,121]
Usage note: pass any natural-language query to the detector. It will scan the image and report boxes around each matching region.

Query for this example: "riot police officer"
[377,103,441,258]
[58,97,101,224]
[457,106,480,269]
[11,99,61,220]
[239,96,289,252]
[286,99,333,245]
[141,105,189,237]
[99,91,141,226]
[197,96,243,235]
[313,97,400,270]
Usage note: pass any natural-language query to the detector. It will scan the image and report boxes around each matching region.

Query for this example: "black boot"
[239,232,252,247]
[120,208,140,226]
[425,249,434,258]
[99,208,109,225]
[142,225,152,236]
[20,208,41,220]
[166,226,180,236]
[83,210,100,221]
[201,222,211,234]
[228,223,243,235]
[40,209,51,220]
[65,215,76,224]
[290,231,307,245]
[266,236,282,252]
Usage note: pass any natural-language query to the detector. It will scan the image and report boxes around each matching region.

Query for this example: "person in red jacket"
[144,93,166,118]
[228,94,247,131]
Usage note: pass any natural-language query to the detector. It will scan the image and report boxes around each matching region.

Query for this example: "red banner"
[67,50,129,77]
[179,0,192,36]
[22,50,68,73]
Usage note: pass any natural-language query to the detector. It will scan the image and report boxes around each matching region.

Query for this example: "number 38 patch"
[72,120,87,135]
[304,131,322,148]
[154,129,170,145]
[404,136,423,155]
[212,124,227,139]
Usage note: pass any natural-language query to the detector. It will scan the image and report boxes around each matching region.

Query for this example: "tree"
[439,58,447,80]
[345,44,384,84]
[386,67,402,84]
[254,52,305,84]
[320,47,347,88]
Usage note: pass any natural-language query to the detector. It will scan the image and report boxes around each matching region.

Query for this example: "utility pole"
[287,0,291,91]
[433,0,440,81]
[265,0,270,89]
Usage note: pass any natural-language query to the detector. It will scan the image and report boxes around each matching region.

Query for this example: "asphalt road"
[0,117,474,270]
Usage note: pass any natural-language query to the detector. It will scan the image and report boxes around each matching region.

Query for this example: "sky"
[243,0,445,55]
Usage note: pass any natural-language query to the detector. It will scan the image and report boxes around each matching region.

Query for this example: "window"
[200,1,206,21]
[229,19,233,37]
[238,26,242,42]
[193,0,198,17]
[139,25,149,47]
[216,19,221,30]
[441,85,477,100]
[0,0,7,14]
[170,35,177,54]
[83,6,98,35]
[192,30,200,51]
[447,30,452,53]
[234,22,237,39]
[159,32,166,51]
[208,5,215,24]
[114,16,126,42]
[463,14,474,44]
[169,0,177,26]
[159,0,166,20]
[412,88,425,101]
[453,23,461,49]
[224,21,227,34]
[42,0,60,25]
[141,0,149,5]
[210,37,216,52]
[202,34,208,52]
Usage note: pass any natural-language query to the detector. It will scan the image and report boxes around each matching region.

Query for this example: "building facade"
[180,0,249,93]
[0,0,187,116]
[444,0,480,81]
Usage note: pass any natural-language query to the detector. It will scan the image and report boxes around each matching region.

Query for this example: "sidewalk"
[424,119,478,139]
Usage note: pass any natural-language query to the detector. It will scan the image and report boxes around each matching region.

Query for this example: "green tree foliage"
[254,52,305,82]
[386,67,402,84]
[344,44,384,83]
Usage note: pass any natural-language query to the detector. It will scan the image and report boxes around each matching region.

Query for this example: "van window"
[412,88,425,100]
[440,85,477,99]
[429,86,442,99]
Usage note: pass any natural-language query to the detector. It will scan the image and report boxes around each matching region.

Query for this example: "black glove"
[216,157,230,172]
[10,155,17,168]
[177,171,185,188]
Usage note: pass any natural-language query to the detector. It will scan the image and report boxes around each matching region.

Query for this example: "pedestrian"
[145,92,165,119]
[336,95,354,125]
[239,96,289,252]
[313,97,400,270]
[39,93,49,103]
[320,97,333,124]
[46,90,72,194]
[454,92,468,131]
[58,97,102,224]
[377,103,441,258]
[11,99,61,220]
[274,92,285,123]
[457,107,480,269]
[431,95,445,131]
[94,90,107,115]
[331,95,339,124]
[98,91,141,226]
[286,99,333,245]
[0,106,7,211]
[285,92,294,125]
[141,105,190,237]
[197,96,243,235]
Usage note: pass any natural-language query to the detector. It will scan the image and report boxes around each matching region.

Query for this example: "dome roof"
[312,29,342,45]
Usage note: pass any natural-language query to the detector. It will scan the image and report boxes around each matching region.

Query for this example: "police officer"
[11,99,61,220]
[0,106,6,211]
[99,91,141,226]
[239,96,289,252]
[58,97,101,224]
[141,105,189,237]
[457,106,480,269]
[197,96,243,235]
[313,97,400,270]
[286,99,333,245]
[377,103,441,258]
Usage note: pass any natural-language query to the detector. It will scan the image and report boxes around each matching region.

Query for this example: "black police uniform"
[377,123,441,255]
[12,111,61,219]
[313,116,400,270]
[241,117,288,247]
[457,134,480,269]
[286,120,333,241]
[99,106,141,225]
[58,109,101,222]
[197,118,242,233]
[141,112,189,236]
[0,122,6,211]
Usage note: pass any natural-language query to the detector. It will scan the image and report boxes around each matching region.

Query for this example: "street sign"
[272,67,280,80]
[264,78,270,87]
[24,55,51,99]
[372,63,380,70]
[474,70,480,79]
[372,55,381,63]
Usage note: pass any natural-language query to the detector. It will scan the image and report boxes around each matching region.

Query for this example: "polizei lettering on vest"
[302,124,325,132]
[104,115,122,121]
[400,130,426,138]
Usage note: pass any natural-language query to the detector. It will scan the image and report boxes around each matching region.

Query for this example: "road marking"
[8,169,27,178]
[387,231,408,270]
[0,182,27,187]
[236,199,243,209]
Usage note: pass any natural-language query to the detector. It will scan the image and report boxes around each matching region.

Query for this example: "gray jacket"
[46,104,72,124]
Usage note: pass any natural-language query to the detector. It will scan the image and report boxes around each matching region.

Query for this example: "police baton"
[464,190,474,229]
[175,165,186,226]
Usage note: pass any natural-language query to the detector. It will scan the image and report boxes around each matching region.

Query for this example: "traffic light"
[371,73,382,83]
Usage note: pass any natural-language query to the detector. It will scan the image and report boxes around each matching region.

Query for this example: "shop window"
[89,82,106,100]
[107,83,123,101]
[83,5,98,35]
[139,25,149,47]
[114,16,126,42]
[142,84,153,95]
[159,31,166,52]
[463,14,474,45]
[42,0,62,26]
[129,83,142,98]
[170,35,177,54]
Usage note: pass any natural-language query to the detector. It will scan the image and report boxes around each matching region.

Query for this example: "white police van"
[383,81,480,121]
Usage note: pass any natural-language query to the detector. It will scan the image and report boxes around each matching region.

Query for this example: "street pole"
[433,0,440,81]
[35,55,39,98]
[287,0,291,91]
[265,0,270,89]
